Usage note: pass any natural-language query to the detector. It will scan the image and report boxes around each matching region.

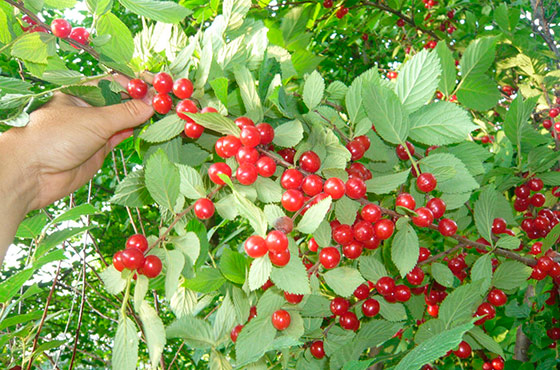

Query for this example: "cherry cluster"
[20,16,89,47]
[112,234,162,278]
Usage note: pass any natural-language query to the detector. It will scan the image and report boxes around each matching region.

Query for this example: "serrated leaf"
[435,42,456,97]
[456,74,500,111]
[468,326,504,357]
[118,0,191,23]
[219,248,247,285]
[248,255,272,291]
[297,196,332,234]
[303,70,325,110]
[474,187,497,246]
[167,316,214,349]
[100,266,127,295]
[335,196,360,225]
[391,223,419,277]
[232,190,268,236]
[359,254,387,282]
[471,254,492,294]
[11,33,49,64]
[140,115,184,143]
[255,177,282,203]
[110,170,152,207]
[323,267,365,298]
[139,302,166,367]
[234,66,263,122]
[50,204,98,224]
[178,165,205,200]
[235,315,276,366]
[459,37,496,80]
[96,12,134,65]
[185,112,240,136]
[0,76,32,95]
[170,287,197,318]
[415,319,446,343]
[112,317,138,370]
[145,149,180,210]
[60,85,105,106]
[133,275,149,312]
[492,261,531,290]
[419,153,479,194]
[439,282,482,328]
[395,49,441,113]
[165,250,185,301]
[378,298,407,322]
[495,235,521,250]
[409,102,477,145]
[366,169,410,194]
[184,267,226,293]
[270,244,310,294]
[273,120,303,147]
[15,214,49,239]
[431,263,454,288]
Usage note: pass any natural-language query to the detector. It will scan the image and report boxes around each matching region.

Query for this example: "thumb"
[87,99,154,139]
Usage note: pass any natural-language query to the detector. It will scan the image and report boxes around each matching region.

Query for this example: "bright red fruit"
[184,122,204,139]
[362,298,380,317]
[236,163,258,185]
[394,285,411,302]
[121,248,145,270]
[139,255,162,278]
[492,217,507,234]
[323,0,333,7]
[396,142,414,160]
[376,276,395,296]
[537,256,554,272]
[531,193,546,207]
[201,107,218,114]
[256,156,276,177]
[354,283,370,300]
[453,341,471,359]
[550,107,560,118]
[474,302,496,325]
[355,135,371,151]
[113,251,125,272]
[51,18,72,38]
[215,135,242,158]
[406,267,424,285]
[69,27,89,46]
[396,193,416,210]
[491,357,504,370]
[308,238,319,252]
[281,169,304,190]
[194,198,215,220]
[361,204,382,223]
[230,324,243,342]
[240,126,261,148]
[547,327,560,340]
[339,311,359,330]
[416,173,437,193]
[245,235,268,258]
[319,247,341,269]
[330,297,350,315]
[438,218,457,236]
[126,234,148,253]
[336,7,349,19]
[487,288,507,307]
[299,151,321,172]
[281,189,305,212]
[236,146,259,164]
[127,79,148,100]
[530,266,547,280]
[412,207,434,227]
[345,177,366,199]
[256,123,275,144]
[235,116,254,129]
[208,162,232,185]
[173,78,193,99]
[266,231,288,253]
[324,177,346,199]
[418,247,431,262]
[302,175,323,196]
[387,71,398,79]
[528,177,544,191]
[427,304,439,317]
[333,224,354,245]
[269,249,290,266]
[284,292,304,304]
[346,140,366,161]
[374,219,395,240]
[278,148,296,164]
[271,309,291,330]
[153,72,173,94]
[176,99,198,121]
[353,221,374,242]
[310,341,325,359]
[21,15,37,31]
[343,241,363,259]
[152,93,173,114]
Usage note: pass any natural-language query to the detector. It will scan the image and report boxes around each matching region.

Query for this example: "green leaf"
[323,267,365,298]
[503,94,538,151]
[210,77,229,105]
[471,254,493,294]
[435,42,457,97]
[474,187,498,246]
[0,268,34,303]
[232,190,268,237]
[415,319,445,343]
[431,263,454,288]
[118,0,191,23]
[60,85,105,106]
[112,317,138,370]
[11,33,49,64]
[359,253,387,282]
[100,265,127,295]
[391,222,419,277]
[456,74,500,111]
[138,302,166,367]
[178,165,205,200]
[15,214,49,239]
[363,84,410,145]
[110,170,152,207]
[395,49,441,113]
[538,171,560,185]
[44,0,77,8]
[297,196,332,234]
[166,316,214,349]
[459,37,497,80]
[492,261,531,290]
[185,113,240,137]
[165,250,185,301]
[133,275,149,312]
[409,102,477,145]
[543,223,560,253]
[419,153,479,194]
[468,326,504,357]
[170,232,200,265]
[366,169,410,194]
[219,249,247,285]
[36,227,91,258]
[255,177,282,203]
[439,282,482,328]
[214,294,236,341]
[169,287,197,319]
[50,204,98,224]
[140,115,184,143]
[378,298,407,322]
[0,76,32,95]
[96,12,134,64]
[346,68,380,123]
[248,255,272,291]
[303,70,325,110]
[144,149,180,210]
[335,196,360,225]
[234,66,263,123]
[273,120,304,147]
[495,235,521,250]
[184,268,226,293]
[394,322,474,370]
[270,245,311,294]
[86,0,113,15]
[235,315,276,366]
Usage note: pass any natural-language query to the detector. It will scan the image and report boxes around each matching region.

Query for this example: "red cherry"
[353,221,374,242]
[529,242,542,255]
[361,204,381,223]
[418,247,431,262]
[537,256,554,272]
[302,175,323,196]
[271,309,291,330]
[491,357,504,370]
[549,263,560,278]
[176,99,199,122]
[245,235,268,258]
[355,135,371,151]
[550,107,560,118]
[394,285,411,302]
[339,311,359,331]
[278,148,296,164]
[208,163,232,185]
[425,145,439,156]
[474,302,496,325]
[345,178,367,199]
[319,247,341,269]
[530,193,546,207]
[347,162,371,180]
[284,292,304,304]
[281,189,305,212]
[256,123,275,144]
[201,107,218,114]
[528,178,544,191]
[323,0,333,8]
[438,218,457,236]
[543,119,553,129]
[362,298,380,317]
[376,276,395,296]
[21,15,37,31]
[235,116,254,129]
[152,93,173,114]
[184,122,204,139]
[308,238,319,252]
[281,169,304,190]
[374,219,395,240]
[236,147,259,164]
[121,248,145,270]
[427,304,439,317]
[310,341,325,359]
[51,18,72,38]
[353,283,370,300]
[236,163,258,185]
[153,72,173,94]
[387,71,398,79]
[491,217,507,234]
[299,151,321,173]
[416,173,437,193]
[230,324,243,342]
[396,193,416,210]
[515,184,531,198]
[249,305,257,320]
[335,6,349,19]
[396,142,414,160]
[215,135,242,158]
[396,18,405,27]
[412,207,434,228]
[453,341,471,359]
[343,241,364,259]
[487,288,507,307]
[514,197,530,212]
[547,327,560,340]
[346,140,366,161]
[126,234,148,253]
[406,267,424,285]
[113,251,125,272]
[69,27,89,46]
[333,224,354,245]
[256,156,276,177]
[266,231,288,253]
[173,78,194,99]
[330,297,350,315]
[127,79,148,100]
[324,177,346,200]
[269,249,290,266]
[194,198,215,220]
[139,255,162,278]
[483,363,493,370]
[240,126,261,148]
